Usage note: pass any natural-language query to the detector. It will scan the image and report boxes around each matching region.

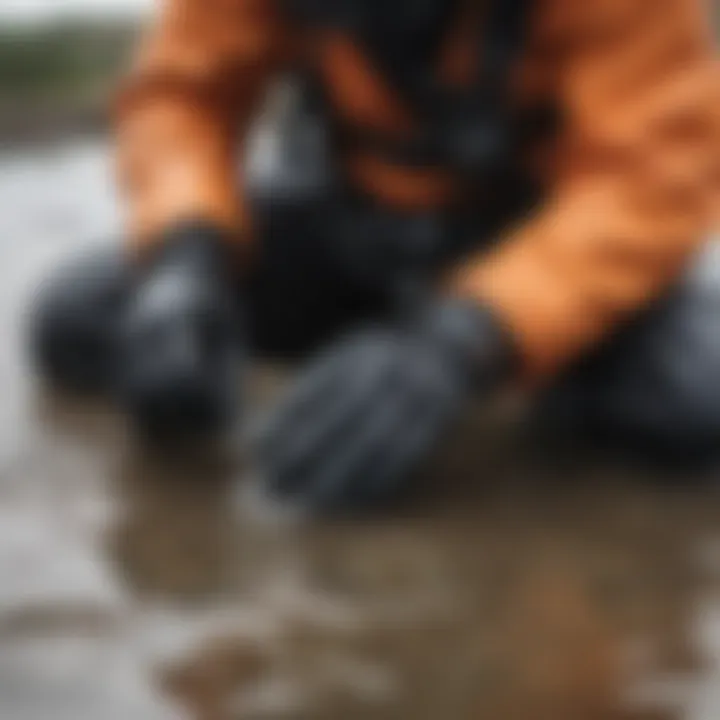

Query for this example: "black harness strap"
[280,0,548,308]
[328,0,539,179]
[284,0,554,225]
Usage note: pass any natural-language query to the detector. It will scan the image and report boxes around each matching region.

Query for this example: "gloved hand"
[117,221,245,443]
[250,297,516,512]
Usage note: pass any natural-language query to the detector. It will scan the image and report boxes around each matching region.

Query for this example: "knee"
[593,241,720,462]
[543,239,720,464]
[556,356,720,467]
[29,246,128,394]
[648,242,720,454]
[616,378,720,465]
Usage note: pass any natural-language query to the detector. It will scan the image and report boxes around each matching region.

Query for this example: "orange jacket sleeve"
[453,0,719,380]
[114,0,288,250]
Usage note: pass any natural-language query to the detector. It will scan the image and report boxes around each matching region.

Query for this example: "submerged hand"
[251,298,515,512]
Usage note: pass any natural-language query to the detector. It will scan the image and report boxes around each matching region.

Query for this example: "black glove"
[250,297,516,512]
[117,221,244,443]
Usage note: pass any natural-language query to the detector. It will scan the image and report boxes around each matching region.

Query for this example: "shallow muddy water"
[1,140,720,719]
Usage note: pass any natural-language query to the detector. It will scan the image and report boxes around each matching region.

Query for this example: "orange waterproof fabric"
[115,0,719,378]
[115,0,289,246]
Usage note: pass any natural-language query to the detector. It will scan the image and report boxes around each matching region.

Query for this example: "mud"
[1,140,720,719]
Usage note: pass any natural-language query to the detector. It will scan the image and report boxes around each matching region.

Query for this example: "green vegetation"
[0,21,138,138]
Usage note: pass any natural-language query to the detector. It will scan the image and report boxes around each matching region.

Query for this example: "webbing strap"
[481,0,534,98]
[286,0,541,178]
[358,0,533,119]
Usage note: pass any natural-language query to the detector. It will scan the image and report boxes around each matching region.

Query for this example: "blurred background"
[0,0,145,140]
[1,3,720,720]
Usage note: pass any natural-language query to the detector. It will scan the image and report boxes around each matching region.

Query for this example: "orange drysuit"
[115,0,720,380]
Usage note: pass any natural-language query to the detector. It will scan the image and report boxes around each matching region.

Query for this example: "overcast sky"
[0,0,152,23]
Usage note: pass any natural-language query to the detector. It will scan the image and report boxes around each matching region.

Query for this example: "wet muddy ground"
[2,139,720,719]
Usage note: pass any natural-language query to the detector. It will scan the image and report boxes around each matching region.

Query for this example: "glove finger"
[360,402,448,507]
[256,339,395,495]
[271,351,462,512]
[353,368,462,507]
[287,362,410,511]
[265,383,375,499]
[247,340,359,452]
